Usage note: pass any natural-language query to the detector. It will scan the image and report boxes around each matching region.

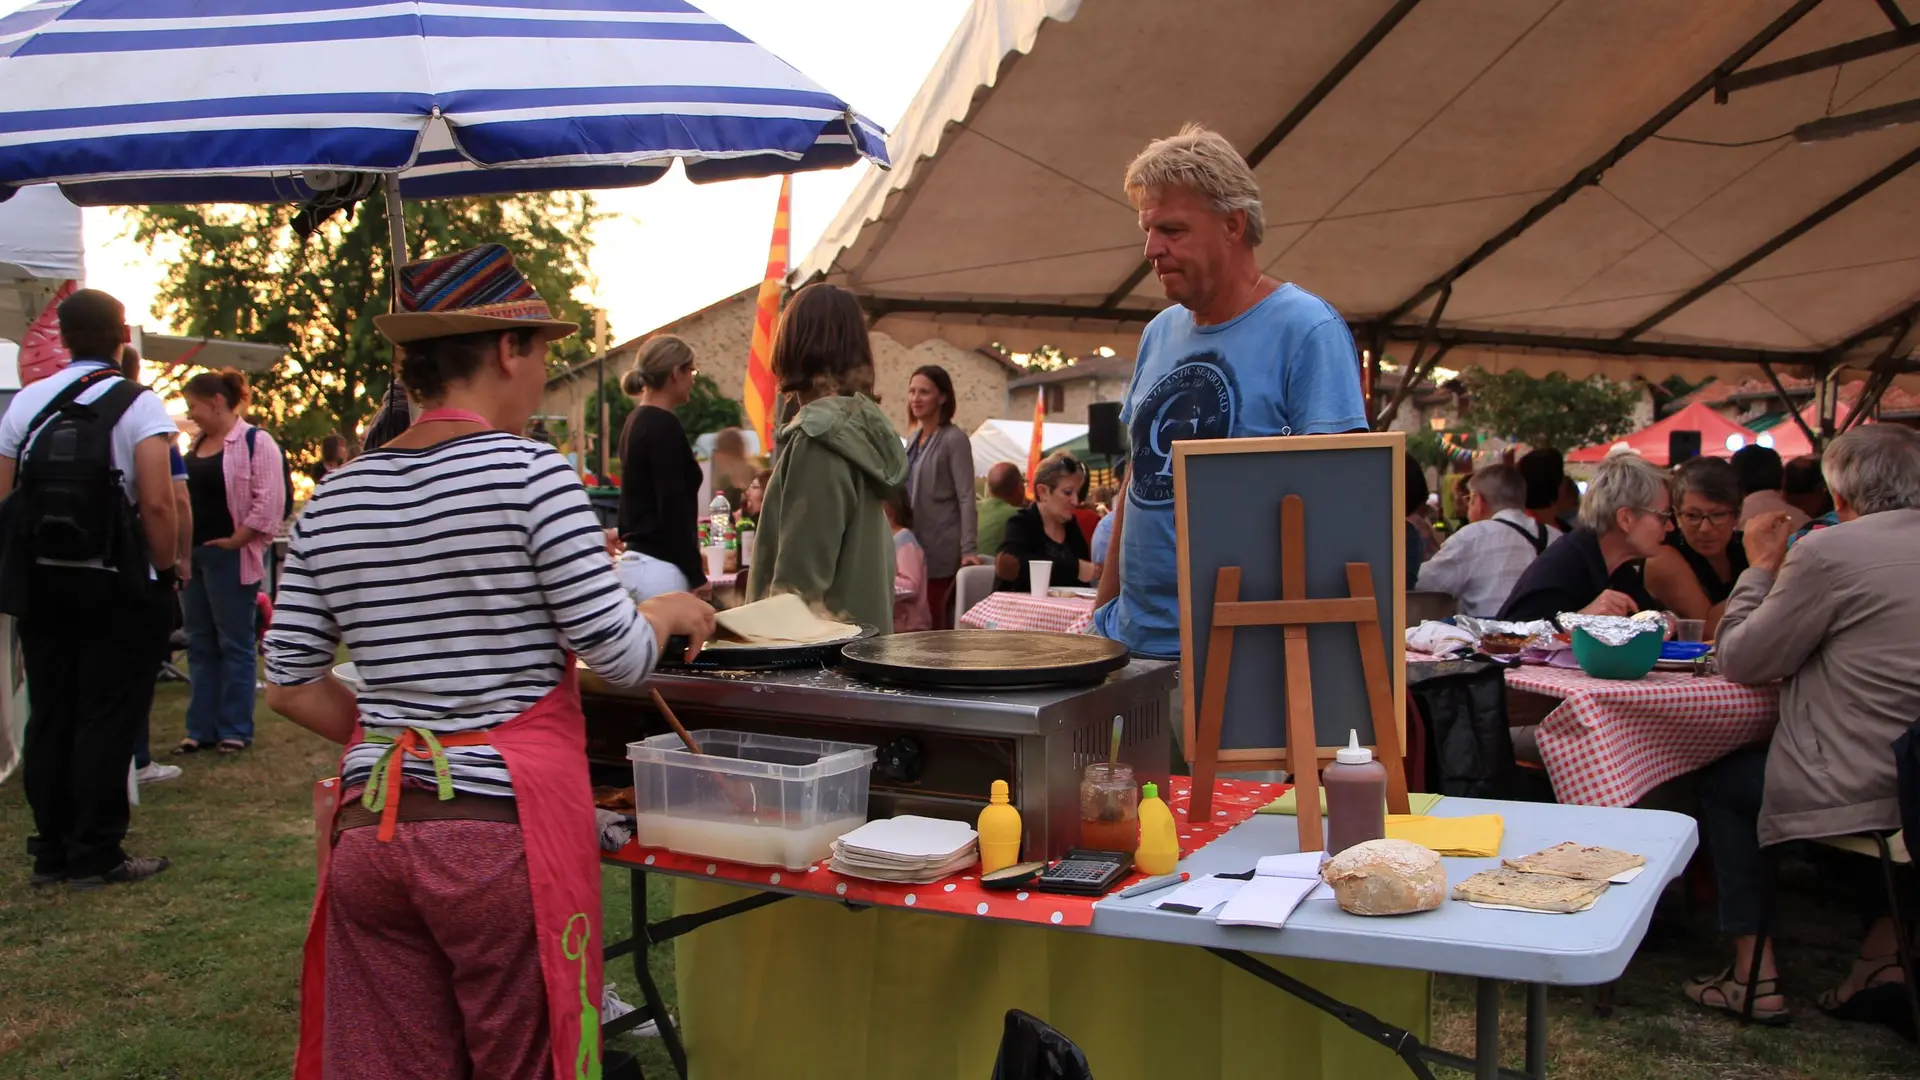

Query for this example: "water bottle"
[707,493,732,580]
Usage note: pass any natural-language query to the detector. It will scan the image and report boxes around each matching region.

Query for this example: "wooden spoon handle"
[650,689,704,755]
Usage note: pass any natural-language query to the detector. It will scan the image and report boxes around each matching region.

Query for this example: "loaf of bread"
[1320,839,1447,916]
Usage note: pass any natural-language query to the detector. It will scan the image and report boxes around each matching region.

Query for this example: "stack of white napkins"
[829,816,979,884]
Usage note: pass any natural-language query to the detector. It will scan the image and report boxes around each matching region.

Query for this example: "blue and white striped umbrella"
[0,0,890,205]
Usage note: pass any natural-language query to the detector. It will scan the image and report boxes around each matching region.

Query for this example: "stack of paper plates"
[829,816,979,884]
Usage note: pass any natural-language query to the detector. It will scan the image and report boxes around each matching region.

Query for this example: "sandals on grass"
[1684,965,1791,1026]
[1818,958,1915,1042]
[171,739,206,755]
[216,739,248,754]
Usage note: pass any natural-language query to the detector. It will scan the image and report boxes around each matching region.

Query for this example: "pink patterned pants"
[324,819,553,1080]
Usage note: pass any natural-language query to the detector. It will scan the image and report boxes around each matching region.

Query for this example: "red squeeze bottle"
[1323,729,1388,855]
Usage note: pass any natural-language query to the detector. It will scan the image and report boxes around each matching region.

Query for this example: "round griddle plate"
[660,624,878,671]
[839,630,1130,688]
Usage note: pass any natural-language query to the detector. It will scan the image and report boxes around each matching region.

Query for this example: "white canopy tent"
[799,0,1920,438]
[969,418,1088,477]
[0,185,284,374]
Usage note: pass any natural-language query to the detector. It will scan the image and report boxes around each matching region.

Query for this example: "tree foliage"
[567,372,748,466]
[1458,369,1640,452]
[126,194,604,469]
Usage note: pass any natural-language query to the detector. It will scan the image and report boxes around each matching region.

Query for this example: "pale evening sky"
[0,0,974,347]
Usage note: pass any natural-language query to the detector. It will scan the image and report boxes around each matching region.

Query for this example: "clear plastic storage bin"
[627,730,877,871]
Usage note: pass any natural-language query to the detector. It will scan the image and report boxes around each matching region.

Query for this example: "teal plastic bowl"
[1571,627,1663,680]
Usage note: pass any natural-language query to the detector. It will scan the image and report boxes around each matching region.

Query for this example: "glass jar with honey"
[1079,762,1138,857]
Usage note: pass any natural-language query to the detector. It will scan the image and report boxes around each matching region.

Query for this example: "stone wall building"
[542,289,1021,441]
[1005,353,1135,424]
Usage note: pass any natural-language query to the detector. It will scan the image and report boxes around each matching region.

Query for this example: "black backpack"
[244,426,294,520]
[0,368,151,614]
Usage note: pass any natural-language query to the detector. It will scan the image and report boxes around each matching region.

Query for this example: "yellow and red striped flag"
[743,176,791,451]
[1026,385,1046,500]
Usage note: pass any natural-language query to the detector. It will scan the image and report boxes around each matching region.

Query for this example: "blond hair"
[1123,123,1265,246]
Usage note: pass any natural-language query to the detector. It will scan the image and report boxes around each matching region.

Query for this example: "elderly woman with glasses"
[994,452,1095,594]
[1645,457,1747,638]
[1497,452,1670,622]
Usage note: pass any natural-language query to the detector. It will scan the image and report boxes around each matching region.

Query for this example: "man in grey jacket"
[1684,424,1920,1029]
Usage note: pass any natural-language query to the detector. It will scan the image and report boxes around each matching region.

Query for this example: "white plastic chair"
[953,564,997,625]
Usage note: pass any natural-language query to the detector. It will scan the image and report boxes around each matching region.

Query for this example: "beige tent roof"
[798,0,1920,396]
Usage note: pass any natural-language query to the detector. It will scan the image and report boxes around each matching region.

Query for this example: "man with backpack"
[0,289,179,890]
[1413,463,1559,618]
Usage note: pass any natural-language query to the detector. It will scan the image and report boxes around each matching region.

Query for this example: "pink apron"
[294,664,604,1080]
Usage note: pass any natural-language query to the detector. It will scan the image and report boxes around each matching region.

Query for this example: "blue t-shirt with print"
[1091,284,1366,658]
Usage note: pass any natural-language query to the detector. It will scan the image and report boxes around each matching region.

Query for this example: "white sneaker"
[134,762,183,784]
[602,982,659,1037]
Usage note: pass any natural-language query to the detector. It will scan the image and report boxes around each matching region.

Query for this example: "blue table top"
[1086,797,1698,986]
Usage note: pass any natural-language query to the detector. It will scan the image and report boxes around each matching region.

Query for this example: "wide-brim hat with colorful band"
[373,243,579,346]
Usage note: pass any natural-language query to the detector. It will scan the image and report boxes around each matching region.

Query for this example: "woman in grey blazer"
[904,365,978,628]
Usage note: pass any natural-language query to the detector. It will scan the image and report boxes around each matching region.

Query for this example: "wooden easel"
[1187,494,1411,851]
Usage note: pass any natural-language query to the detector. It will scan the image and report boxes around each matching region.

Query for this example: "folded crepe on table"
[1502,842,1644,882]
[1453,868,1609,913]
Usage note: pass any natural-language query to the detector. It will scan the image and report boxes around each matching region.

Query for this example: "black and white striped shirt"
[264,432,657,797]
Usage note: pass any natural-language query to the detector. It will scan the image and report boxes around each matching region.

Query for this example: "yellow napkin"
[1258,789,1444,816]
[1383,813,1504,858]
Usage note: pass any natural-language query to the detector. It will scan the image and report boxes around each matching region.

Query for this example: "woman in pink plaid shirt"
[175,369,286,755]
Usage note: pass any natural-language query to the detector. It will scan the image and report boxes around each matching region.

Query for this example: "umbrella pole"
[383,173,416,425]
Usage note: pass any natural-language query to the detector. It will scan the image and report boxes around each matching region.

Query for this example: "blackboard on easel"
[1173,433,1407,836]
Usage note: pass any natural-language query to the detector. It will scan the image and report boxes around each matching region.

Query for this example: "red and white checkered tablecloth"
[957,592,1096,634]
[1507,665,1779,807]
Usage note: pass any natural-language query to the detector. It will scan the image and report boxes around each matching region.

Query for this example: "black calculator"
[1033,849,1132,896]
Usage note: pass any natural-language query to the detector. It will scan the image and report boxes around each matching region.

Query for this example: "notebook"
[1215,875,1319,929]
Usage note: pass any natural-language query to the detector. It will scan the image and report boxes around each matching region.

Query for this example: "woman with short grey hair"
[1645,457,1747,636]
[1498,453,1670,621]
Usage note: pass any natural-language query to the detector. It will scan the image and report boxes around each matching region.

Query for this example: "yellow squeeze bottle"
[977,780,1023,873]
[1135,783,1179,876]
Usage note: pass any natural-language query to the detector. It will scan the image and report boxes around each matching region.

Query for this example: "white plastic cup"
[1029,559,1052,597]
[706,545,727,580]
[1676,619,1705,643]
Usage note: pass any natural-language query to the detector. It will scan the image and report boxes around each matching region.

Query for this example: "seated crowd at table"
[1408,425,1920,1032]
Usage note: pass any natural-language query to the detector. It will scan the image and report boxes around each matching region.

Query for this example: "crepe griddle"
[840,630,1130,689]
[660,624,877,671]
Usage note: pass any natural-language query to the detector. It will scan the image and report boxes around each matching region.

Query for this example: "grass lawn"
[1,685,1915,1079]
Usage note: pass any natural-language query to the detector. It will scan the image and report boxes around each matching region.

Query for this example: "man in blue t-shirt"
[1093,125,1367,659]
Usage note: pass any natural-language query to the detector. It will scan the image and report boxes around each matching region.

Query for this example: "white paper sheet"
[1151,874,1244,915]
[1609,865,1645,885]
[1215,875,1318,929]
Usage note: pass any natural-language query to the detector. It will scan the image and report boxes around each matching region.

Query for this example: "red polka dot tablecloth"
[956,592,1096,634]
[603,777,1282,928]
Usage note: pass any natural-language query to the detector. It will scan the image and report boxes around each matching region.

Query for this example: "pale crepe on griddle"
[1503,842,1644,882]
[713,593,859,646]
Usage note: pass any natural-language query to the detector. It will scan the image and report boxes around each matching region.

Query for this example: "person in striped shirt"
[263,244,713,1079]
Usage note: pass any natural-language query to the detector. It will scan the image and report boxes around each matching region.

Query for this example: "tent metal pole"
[1759,360,1822,452]
[1714,25,1919,100]
[1374,286,1451,430]
[1098,0,1427,310]
[1618,143,1920,340]
[1379,0,1830,327]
